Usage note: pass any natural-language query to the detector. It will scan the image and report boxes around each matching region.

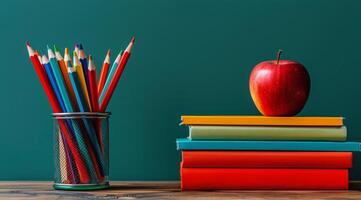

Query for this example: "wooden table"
[1,181,361,200]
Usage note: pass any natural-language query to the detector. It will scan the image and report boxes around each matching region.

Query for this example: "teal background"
[0,0,361,180]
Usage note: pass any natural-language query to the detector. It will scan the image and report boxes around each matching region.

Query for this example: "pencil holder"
[52,112,110,190]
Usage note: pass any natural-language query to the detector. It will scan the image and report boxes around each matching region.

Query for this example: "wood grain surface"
[1,181,361,200]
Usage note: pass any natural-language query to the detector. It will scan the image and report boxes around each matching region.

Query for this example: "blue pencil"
[98,50,123,104]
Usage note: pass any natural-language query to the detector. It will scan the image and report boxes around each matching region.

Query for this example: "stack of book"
[177,116,361,190]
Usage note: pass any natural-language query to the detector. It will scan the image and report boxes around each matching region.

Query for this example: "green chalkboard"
[0,0,361,180]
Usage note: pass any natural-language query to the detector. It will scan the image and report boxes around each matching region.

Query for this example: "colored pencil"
[88,55,103,151]
[88,55,99,112]
[97,49,110,94]
[98,50,122,103]
[35,50,42,65]
[68,51,105,180]
[27,42,91,183]
[79,44,91,93]
[73,51,92,111]
[75,43,80,56]
[99,37,135,111]
[42,55,67,112]
[54,46,79,111]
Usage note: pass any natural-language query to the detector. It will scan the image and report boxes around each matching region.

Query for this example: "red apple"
[249,50,310,116]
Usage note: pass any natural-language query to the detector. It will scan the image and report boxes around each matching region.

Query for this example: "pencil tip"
[107,49,111,55]
[41,55,49,63]
[79,44,84,50]
[46,45,51,50]
[26,42,34,56]
[53,45,58,52]
[125,37,135,53]
[89,54,93,60]
[65,48,69,55]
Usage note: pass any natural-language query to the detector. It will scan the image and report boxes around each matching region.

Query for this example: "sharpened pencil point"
[41,55,49,64]
[26,42,35,56]
[65,48,69,55]
[47,46,55,58]
[88,55,96,70]
[125,38,135,53]
[79,44,84,50]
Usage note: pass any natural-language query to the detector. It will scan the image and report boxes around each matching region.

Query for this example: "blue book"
[176,138,361,151]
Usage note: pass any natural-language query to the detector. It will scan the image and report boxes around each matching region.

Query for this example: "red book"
[182,151,352,168]
[181,167,349,190]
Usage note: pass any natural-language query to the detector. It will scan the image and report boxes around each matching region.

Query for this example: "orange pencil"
[97,50,110,94]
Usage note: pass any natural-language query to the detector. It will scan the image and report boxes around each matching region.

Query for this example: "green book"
[189,126,347,141]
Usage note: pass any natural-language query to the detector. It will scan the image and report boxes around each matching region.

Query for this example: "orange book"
[181,116,343,126]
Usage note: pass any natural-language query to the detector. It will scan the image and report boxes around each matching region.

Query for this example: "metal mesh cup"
[52,112,110,190]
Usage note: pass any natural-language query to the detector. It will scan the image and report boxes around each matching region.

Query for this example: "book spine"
[181,116,344,126]
[176,139,361,151]
[181,167,348,190]
[189,126,347,141]
[182,151,352,168]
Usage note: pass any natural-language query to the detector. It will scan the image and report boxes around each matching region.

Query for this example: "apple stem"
[276,49,283,65]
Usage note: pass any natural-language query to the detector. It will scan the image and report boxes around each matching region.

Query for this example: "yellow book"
[181,116,343,126]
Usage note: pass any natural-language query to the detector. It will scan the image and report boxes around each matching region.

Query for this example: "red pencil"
[88,55,104,153]
[35,50,42,65]
[97,49,110,95]
[99,37,135,112]
[88,55,99,112]
[27,42,91,183]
